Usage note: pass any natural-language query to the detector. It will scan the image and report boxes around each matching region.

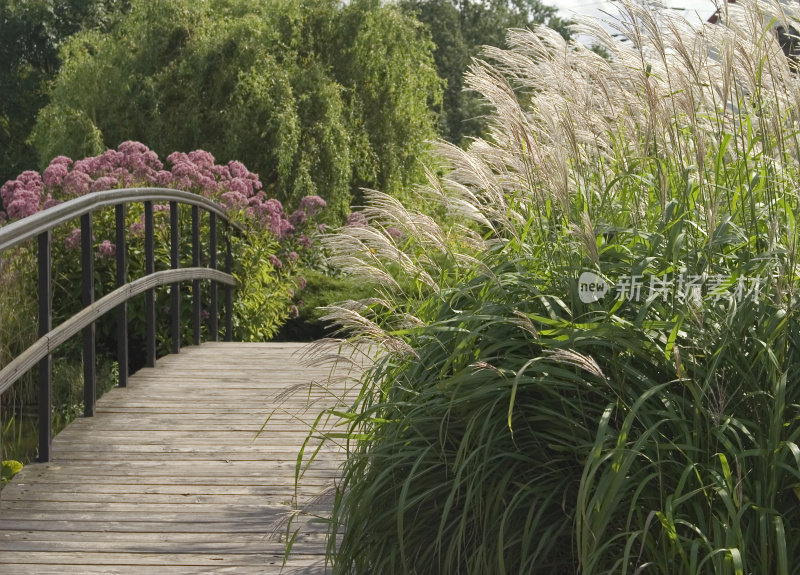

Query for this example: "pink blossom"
[6,192,41,218]
[289,209,307,227]
[129,221,145,237]
[299,195,326,218]
[299,233,312,249]
[92,175,119,193]
[153,204,170,212]
[198,176,220,195]
[0,211,6,225]
[269,255,282,268]
[227,177,252,197]
[73,157,99,174]
[290,305,299,319]
[42,195,61,210]
[288,251,299,262]
[220,191,248,210]
[278,219,294,239]
[188,150,215,169]
[97,150,124,174]
[63,171,93,196]
[297,277,307,290]
[201,308,210,320]
[346,212,368,227]
[1,172,44,221]
[155,170,172,186]
[111,167,133,187]
[42,162,69,188]
[1,174,44,219]
[212,164,231,179]
[386,227,403,241]
[228,161,249,179]
[49,156,72,166]
[97,240,116,258]
[171,160,197,179]
[117,141,149,155]
[65,228,81,250]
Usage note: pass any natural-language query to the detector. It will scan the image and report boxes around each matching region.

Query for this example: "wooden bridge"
[0,189,369,573]
[0,341,361,574]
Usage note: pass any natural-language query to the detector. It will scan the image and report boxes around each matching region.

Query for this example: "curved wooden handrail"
[0,187,241,253]
[0,268,236,395]
[0,187,241,464]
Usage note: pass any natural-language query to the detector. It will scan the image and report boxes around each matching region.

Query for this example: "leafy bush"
[301,1,800,573]
[28,0,442,221]
[0,141,324,349]
[1,459,22,487]
[0,142,326,467]
[274,268,381,342]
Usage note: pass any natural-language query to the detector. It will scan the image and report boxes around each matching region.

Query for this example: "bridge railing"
[0,188,240,464]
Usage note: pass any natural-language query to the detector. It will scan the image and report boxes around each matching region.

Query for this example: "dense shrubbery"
[0,141,325,467]
[0,0,131,185]
[399,0,571,145]
[299,1,800,573]
[28,0,442,221]
[0,140,325,348]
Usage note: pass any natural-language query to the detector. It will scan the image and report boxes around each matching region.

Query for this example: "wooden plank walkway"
[0,342,363,574]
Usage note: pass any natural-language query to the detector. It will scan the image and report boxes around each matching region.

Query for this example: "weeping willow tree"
[29,0,442,221]
[293,0,800,573]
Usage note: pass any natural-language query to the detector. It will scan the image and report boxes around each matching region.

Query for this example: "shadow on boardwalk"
[0,341,367,574]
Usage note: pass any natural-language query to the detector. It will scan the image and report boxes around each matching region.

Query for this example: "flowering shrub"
[1,142,308,238]
[0,141,326,362]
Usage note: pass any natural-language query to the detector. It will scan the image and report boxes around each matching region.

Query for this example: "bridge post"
[192,205,201,346]
[37,231,52,462]
[209,213,218,341]
[145,201,156,367]
[115,204,128,387]
[225,229,233,342]
[170,201,180,354]
[81,213,96,417]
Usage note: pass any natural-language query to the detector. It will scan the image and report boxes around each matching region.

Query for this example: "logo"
[578,271,608,303]
[577,270,763,304]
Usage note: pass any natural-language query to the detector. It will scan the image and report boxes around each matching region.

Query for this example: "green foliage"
[30,0,442,221]
[299,1,800,572]
[0,0,129,183]
[230,230,292,341]
[32,105,105,164]
[1,459,22,486]
[400,0,570,144]
[276,269,379,341]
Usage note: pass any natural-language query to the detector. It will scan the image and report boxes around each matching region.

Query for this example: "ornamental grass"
[298,1,800,573]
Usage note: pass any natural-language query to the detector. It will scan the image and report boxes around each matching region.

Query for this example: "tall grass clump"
[303,1,800,573]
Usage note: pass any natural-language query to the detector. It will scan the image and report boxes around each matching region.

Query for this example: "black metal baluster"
[37,231,52,462]
[209,212,218,341]
[170,201,180,354]
[145,201,156,367]
[225,228,233,342]
[81,213,96,417]
[115,204,128,387]
[192,205,201,345]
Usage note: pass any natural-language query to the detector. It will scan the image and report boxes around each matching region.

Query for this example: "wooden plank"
[0,341,364,574]
[0,551,325,566]
[0,566,329,575]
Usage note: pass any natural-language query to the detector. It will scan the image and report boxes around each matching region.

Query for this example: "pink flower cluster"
[42,142,166,197]
[345,212,368,227]
[1,142,327,285]
[1,171,46,219]
[0,142,320,241]
[98,240,116,258]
